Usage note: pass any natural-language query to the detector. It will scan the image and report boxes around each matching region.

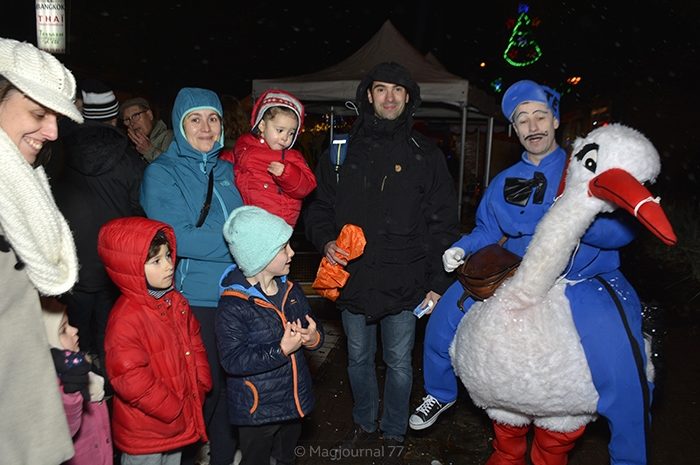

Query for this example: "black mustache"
[525,132,547,140]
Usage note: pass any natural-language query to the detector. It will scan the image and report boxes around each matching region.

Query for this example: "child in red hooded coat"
[220,89,316,227]
[98,217,212,463]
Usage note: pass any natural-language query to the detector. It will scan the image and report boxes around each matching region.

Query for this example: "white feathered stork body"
[450,124,677,432]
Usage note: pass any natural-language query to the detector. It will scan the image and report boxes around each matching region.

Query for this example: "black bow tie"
[504,172,547,206]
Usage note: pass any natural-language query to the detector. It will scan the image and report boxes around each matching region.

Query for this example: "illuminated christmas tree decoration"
[503,3,543,67]
[566,76,582,85]
[480,61,487,68]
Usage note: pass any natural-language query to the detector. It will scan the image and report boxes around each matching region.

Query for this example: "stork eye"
[573,143,599,173]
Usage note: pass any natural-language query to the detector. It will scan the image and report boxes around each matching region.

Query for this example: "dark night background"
[2,0,698,200]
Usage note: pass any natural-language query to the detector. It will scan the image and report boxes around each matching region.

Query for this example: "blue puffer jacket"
[140,88,243,307]
[215,265,324,426]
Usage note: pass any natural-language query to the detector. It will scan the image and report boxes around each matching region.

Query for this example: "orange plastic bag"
[312,224,366,301]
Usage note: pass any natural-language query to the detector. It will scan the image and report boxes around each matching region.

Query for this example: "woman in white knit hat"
[0,37,83,465]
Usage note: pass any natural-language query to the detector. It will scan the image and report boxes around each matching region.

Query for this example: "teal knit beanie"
[223,206,293,277]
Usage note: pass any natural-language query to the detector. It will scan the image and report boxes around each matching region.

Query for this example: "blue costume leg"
[567,271,651,465]
[423,280,475,404]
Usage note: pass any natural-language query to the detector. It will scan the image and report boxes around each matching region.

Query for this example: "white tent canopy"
[252,20,499,218]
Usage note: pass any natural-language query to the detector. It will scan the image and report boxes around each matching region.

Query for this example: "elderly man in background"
[120,97,173,162]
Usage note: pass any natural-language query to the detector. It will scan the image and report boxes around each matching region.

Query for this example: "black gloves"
[50,348,90,401]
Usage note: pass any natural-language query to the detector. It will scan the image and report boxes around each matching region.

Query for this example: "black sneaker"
[409,395,455,430]
[381,435,405,465]
[340,424,380,449]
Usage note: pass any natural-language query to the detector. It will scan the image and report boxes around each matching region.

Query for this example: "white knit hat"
[0,37,82,123]
[81,78,119,121]
[41,305,65,350]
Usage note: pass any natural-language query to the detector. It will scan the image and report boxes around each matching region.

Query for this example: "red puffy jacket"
[99,217,212,455]
[221,133,316,226]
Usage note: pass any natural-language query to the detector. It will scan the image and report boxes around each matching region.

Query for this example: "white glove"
[442,247,466,273]
[88,371,105,403]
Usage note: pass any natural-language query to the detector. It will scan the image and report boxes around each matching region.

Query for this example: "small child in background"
[220,89,316,227]
[216,206,324,465]
[98,217,212,465]
[42,301,113,465]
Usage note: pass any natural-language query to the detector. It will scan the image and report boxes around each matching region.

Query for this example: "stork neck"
[509,185,602,299]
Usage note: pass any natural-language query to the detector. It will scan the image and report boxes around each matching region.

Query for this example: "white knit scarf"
[0,127,77,295]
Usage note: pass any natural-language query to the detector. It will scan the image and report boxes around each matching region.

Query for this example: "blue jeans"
[341,309,416,439]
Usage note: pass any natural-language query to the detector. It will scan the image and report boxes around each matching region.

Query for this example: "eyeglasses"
[122,110,147,126]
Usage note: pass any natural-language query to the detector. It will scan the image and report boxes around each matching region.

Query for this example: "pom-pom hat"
[251,89,305,147]
[0,37,82,123]
[223,206,293,277]
[501,79,560,122]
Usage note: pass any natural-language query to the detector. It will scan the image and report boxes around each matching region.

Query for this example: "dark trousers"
[181,306,237,465]
[238,421,302,465]
[62,285,118,364]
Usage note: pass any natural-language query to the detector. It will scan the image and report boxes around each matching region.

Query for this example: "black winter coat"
[304,63,460,321]
[52,121,146,291]
[215,266,323,426]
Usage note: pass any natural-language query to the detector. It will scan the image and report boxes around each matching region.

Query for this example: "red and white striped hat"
[251,89,304,146]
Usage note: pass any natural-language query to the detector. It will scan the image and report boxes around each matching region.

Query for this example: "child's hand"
[268,161,285,177]
[280,321,303,356]
[291,315,319,347]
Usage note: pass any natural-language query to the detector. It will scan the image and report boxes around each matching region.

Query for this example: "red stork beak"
[588,168,677,246]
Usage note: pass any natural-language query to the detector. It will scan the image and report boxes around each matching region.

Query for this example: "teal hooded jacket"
[140,87,243,307]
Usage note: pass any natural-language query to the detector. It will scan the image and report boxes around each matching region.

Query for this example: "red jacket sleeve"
[273,149,317,199]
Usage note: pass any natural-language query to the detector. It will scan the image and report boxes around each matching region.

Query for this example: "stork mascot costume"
[450,92,676,465]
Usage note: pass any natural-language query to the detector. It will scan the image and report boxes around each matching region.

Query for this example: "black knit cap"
[355,61,422,114]
[80,78,119,121]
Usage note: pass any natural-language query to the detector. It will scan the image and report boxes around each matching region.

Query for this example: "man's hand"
[324,240,350,266]
[418,291,442,316]
[268,161,285,177]
[127,127,153,155]
[442,247,466,273]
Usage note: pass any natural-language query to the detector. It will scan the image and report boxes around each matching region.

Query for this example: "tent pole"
[483,116,494,188]
[457,105,467,222]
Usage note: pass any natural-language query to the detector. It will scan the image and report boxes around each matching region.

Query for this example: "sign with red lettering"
[35,0,66,54]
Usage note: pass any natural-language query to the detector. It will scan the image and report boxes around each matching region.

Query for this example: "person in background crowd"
[304,62,460,451]
[52,79,146,382]
[140,87,242,465]
[120,96,174,162]
[221,94,250,150]
[0,36,82,465]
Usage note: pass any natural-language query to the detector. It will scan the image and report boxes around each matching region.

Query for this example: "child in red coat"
[220,89,316,226]
[99,217,212,464]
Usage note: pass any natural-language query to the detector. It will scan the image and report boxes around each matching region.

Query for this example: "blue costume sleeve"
[581,210,637,249]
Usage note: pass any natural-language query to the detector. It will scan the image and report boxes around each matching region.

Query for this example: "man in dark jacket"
[305,62,460,445]
[52,79,146,373]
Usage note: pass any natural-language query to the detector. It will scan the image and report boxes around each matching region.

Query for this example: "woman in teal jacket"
[140,87,241,465]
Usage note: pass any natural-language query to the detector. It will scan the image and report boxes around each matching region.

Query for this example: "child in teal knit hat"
[216,206,324,465]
